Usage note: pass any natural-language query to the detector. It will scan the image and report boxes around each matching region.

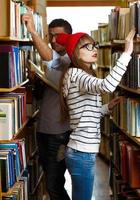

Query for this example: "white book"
[0,102,14,140]
[0,97,18,134]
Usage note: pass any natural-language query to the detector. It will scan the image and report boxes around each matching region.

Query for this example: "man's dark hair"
[49,18,72,34]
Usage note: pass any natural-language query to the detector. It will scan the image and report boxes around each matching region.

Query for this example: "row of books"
[0,139,27,193]
[0,44,44,89]
[121,53,140,89]
[2,176,28,200]
[110,131,140,199]
[0,0,44,39]
[111,51,140,89]
[0,45,29,88]
[0,87,27,140]
[91,2,140,44]
[119,140,140,188]
[22,122,46,197]
[0,121,43,198]
[110,4,139,40]
[96,48,140,89]
[97,47,112,68]
[112,96,140,137]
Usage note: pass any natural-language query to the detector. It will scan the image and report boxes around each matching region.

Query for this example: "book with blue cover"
[0,149,15,191]
[0,143,21,178]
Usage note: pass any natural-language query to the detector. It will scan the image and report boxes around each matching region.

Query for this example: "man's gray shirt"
[37,51,71,134]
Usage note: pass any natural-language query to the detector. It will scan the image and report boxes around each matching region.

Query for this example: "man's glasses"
[80,42,99,51]
[49,33,59,40]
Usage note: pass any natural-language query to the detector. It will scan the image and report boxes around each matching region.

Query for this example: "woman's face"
[78,39,98,67]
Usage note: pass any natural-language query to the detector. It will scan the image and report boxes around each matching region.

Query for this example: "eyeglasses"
[49,33,59,40]
[12,0,24,5]
[12,0,23,3]
[80,42,99,51]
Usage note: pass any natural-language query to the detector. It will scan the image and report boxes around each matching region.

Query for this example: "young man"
[22,11,72,200]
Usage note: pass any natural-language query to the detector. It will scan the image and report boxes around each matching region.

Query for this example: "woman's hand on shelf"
[108,96,122,114]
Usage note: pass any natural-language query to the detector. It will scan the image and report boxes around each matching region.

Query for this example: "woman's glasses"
[12,0,24,5]
[12,0,23,2]
[80,42,99,51]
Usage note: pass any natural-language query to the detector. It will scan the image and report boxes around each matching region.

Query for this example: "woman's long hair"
[60,34,97,122]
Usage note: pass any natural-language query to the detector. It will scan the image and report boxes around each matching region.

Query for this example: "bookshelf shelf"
[2,181,19,196]
[99,42,112,46]
[126,136,140,146]
[30,171,44,195]
[119,84,140,94]
[113,39,125,44]
[0,37,30,42]
[30,147,38,159]
[0,128,28,143]
[112,119,140,146]
[30,108,39,119]
[13,109,40,140]
[0,79,29,92]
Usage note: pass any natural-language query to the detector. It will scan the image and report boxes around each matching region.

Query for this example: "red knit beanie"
[56,32,87,58]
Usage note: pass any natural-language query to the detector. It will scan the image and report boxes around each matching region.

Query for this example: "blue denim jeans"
[65,147,97,200]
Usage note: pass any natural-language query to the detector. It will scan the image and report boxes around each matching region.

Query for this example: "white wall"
[46,6,114,34]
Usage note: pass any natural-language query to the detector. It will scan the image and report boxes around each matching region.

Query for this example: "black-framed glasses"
[12,0,24,5]
[49,33,59,41]
[12,0,23,3]
[80,42,99,51]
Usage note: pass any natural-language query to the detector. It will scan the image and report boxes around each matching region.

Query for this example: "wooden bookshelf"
[92,3,140,199]
[0,1,47,199]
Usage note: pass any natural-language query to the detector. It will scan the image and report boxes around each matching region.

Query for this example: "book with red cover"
[119,140,129,183]
[126,144,140,188]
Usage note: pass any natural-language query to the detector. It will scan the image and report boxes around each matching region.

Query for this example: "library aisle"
[65,154,111,200]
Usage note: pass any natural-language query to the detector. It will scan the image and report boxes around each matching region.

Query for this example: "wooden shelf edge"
[30,171,44,195]
[119,84,140,94]
[0,80,29,92]
[47,0,128,7]
[112,119,140,146]
[0,109,39,141]
[0,36,30,42]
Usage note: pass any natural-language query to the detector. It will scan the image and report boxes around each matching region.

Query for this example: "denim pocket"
[65,147,97,200]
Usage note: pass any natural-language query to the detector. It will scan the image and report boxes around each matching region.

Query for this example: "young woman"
[56,29,135,200]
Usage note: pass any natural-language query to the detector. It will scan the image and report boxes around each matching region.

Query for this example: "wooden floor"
[65,154,111,200]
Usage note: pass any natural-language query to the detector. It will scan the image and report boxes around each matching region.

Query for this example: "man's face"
[49,27,67,55]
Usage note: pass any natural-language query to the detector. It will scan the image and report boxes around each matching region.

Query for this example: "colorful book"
[0,143,21,178]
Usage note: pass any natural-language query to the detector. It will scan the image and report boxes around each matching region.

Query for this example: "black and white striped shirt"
[63,52,131,153]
